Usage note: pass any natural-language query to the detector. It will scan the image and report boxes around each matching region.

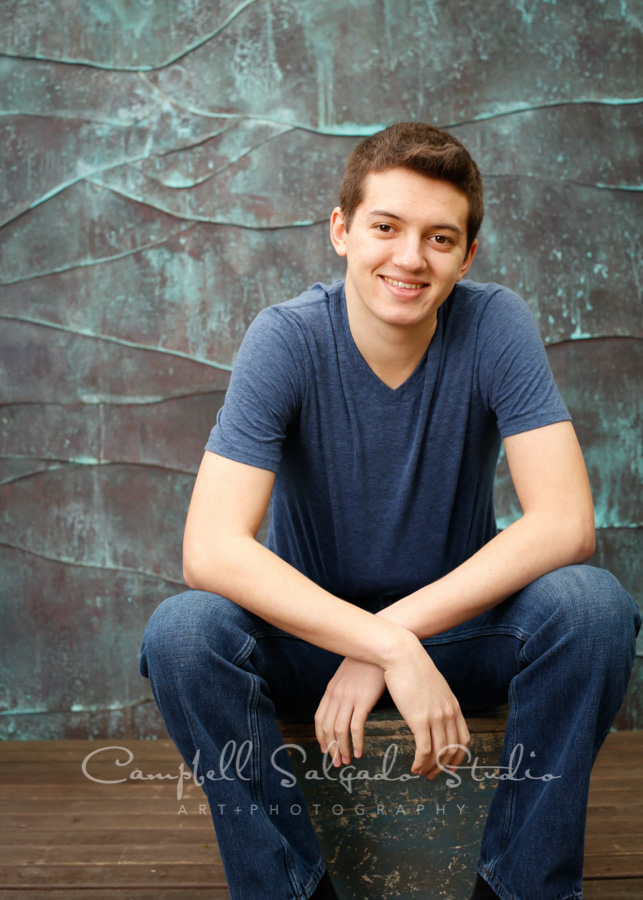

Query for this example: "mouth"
[380,275,429,293]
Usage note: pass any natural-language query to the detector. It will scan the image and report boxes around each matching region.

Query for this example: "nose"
[392,234,426,272]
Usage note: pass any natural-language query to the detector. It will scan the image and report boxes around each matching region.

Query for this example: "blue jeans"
[139,565,641,900]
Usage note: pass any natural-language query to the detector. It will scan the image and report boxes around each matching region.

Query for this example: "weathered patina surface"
[282,708,508,898]
[0,0,640,739]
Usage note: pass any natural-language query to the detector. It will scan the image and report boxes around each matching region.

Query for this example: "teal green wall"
[0,0,641,738]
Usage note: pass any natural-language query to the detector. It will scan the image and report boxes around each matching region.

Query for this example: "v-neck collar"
[333,281,444,403]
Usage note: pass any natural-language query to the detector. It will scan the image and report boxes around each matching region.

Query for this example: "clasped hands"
[314,634,470,779]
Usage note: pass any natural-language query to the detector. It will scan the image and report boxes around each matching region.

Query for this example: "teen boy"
[140,123,641,900]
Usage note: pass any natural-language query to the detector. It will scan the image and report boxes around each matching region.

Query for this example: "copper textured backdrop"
[0,0,641,738]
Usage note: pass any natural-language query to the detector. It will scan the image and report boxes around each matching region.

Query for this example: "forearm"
[378,510,595,639]
[184,535,413,668]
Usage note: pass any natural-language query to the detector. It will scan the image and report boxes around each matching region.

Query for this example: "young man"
[139,123,641,900]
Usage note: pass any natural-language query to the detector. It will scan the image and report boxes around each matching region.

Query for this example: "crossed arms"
[182,420,595,779]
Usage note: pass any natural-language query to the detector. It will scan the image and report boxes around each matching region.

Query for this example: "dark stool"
[278,705,509,900]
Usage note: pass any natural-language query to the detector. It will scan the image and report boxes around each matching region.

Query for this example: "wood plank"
[0,799,212,814]
[0,741,182,762]
[5,760,643,780]
[2,828,217,847]
[0,892,229,900]
[584,834,643,855]
[583,856,643,877]
[586,815,643,836]
[582,881,643,899]
[0,847,225,865]
[0,784,209,799]
[0,815,626,840]
[0,865,226,887]
[0,885,640,900]
[4,777,643,799]
[6,839,641,867]
[2,816,214,831]
[4,794,643,816]
[588,791,643,807]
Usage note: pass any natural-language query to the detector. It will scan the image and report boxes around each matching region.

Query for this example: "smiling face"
[330,167,477,342]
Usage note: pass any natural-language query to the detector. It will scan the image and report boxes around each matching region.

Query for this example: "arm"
[318,419,593,772]
[182,451,469,773]
[377,420,595,637]
[183,451,408,663]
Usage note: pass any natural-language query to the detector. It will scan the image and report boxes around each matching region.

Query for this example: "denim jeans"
[139,565,641,900]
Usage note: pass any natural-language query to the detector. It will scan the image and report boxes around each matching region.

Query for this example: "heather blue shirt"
[205,279,570,607]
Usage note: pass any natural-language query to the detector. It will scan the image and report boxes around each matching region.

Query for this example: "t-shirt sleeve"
[204,308,304,471]
[477,288,571,438]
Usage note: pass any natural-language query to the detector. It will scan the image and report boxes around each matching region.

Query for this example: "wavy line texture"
[0,0,641,736]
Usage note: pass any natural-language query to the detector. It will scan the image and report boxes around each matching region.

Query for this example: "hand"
[314,657,386,767]
[382,635,470,778]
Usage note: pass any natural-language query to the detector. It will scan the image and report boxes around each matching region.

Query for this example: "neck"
[345,295,437,390]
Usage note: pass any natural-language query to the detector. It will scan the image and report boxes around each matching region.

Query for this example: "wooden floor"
[0,731,641,899]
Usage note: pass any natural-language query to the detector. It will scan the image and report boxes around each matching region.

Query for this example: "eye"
[375,223,394,233]
[431,234,452,245]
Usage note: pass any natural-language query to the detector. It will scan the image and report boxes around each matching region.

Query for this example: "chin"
[380,310,428,328]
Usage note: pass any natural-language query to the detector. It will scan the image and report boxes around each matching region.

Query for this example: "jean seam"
[479,863,582,900]
[478,864,513,900]
[480,678,521,878]
[500,677,519,851]
[247,625,306,642]
[294,857,327,900]
[422,625,532,647]
[240,630,322,899]
[518,636,534,668]
[230,632,257,667]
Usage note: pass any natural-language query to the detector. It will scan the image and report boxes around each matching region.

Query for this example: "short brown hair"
[339,122,484,251]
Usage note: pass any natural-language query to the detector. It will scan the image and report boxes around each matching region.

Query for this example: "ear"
[456,238,478,281]
[329,207,348,258]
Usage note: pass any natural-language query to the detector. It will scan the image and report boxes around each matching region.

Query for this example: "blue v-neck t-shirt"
[205,279,570,607]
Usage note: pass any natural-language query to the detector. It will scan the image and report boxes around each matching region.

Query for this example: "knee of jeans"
[139,590,252,678]
[546,565,641,651]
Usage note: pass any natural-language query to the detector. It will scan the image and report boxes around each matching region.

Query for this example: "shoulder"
[260,280,338,326]
[446,280,543,346]
[246,278,335,335]
[247,279,341,363]
[450,279,533,321]
[234,280,340,382]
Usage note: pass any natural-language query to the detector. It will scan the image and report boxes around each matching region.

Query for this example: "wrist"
[374,621,420,670]
[376,604,405,627]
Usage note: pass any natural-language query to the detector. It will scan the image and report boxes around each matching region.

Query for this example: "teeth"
[383,276,425,289]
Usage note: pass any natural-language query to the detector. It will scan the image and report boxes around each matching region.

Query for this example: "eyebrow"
[366,209,463,236]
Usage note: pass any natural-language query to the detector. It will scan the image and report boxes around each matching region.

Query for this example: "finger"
[424,721,448,778]
[320,697,345,766]
[333,706,354,765]
[322,723,342,766]
[429,715,459,777]
[314,695,330,752]
[411,723,432,775]
[350,708,369,759]
[326,738,342,768]
[316,698,340,759]
[434,706,470,776]
[447,713,470,769]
